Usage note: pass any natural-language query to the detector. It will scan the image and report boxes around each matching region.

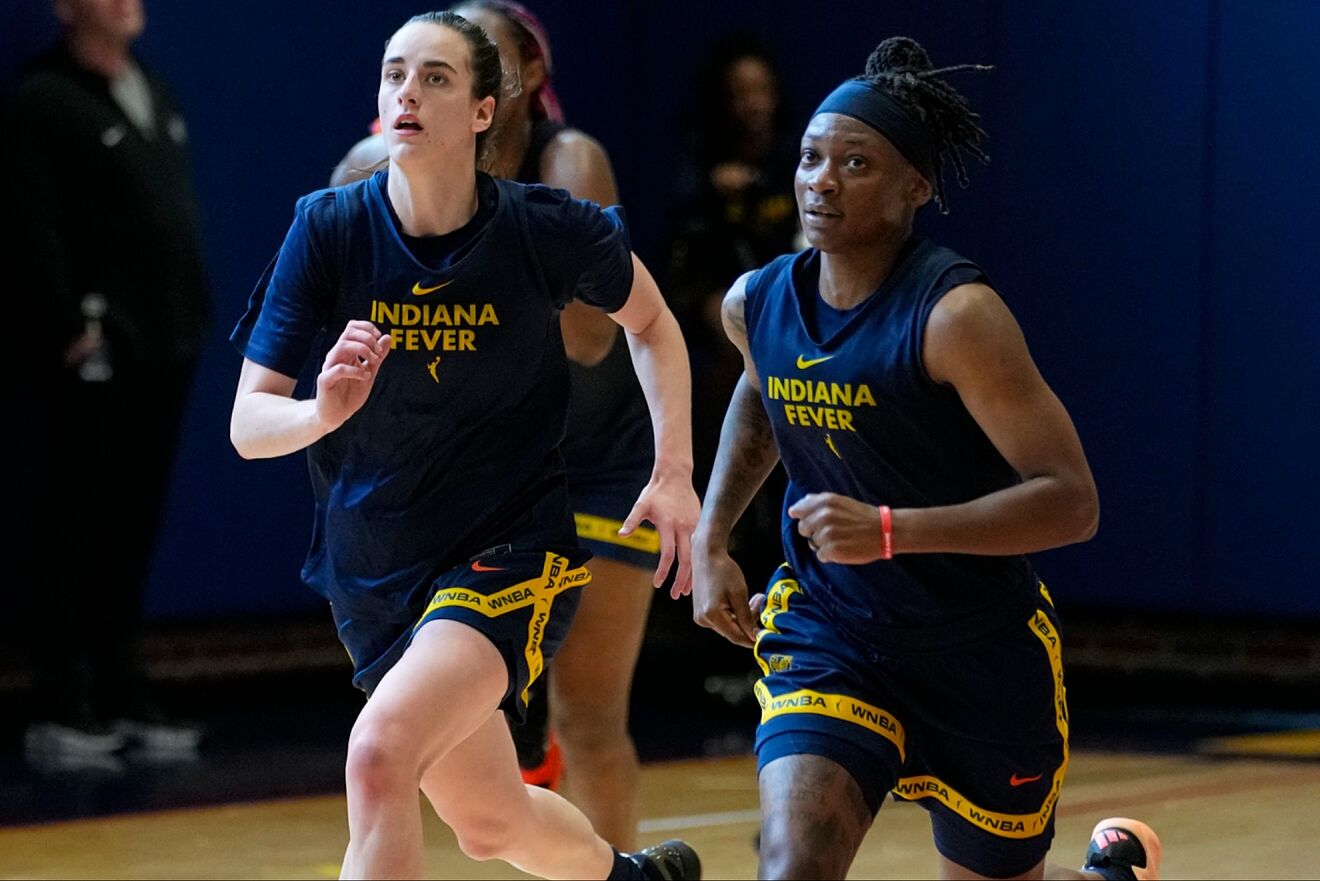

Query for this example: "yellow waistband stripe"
[415,553,591,706]
[574,513,661,553]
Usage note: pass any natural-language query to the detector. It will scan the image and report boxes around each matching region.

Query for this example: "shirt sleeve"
[229,193,336,377]
[522,184,634,313]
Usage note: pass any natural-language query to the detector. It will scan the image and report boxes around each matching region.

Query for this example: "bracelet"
[878,505,894,560]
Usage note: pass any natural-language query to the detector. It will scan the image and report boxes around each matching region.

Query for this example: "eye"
[427,73,448,86]
[800,148,819,164]
[384,69,403,83]
[845,155,867,169]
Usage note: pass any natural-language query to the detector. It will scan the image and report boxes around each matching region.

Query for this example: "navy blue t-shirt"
[231,171,632,612]
[744,239,1038,651]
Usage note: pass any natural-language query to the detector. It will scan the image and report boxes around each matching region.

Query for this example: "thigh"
[753,567,907,815]
[895,590,1067,880]
[354,618,508,772]
[550,556,653,719]
[419,706,531,827]
[758,753,875,880]
[413,546,591,722]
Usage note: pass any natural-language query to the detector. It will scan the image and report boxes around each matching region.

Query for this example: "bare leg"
[937,853,1104,880]
[550,556,654,849]
[421,709,614,879]
[339,620,507,880]
[757,754,874,880]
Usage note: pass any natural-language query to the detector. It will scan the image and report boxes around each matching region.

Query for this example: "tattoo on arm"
[700,375,780,538]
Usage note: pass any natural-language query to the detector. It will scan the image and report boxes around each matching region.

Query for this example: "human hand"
[315,321,391,431]
[619,471,701,599]
[787,492,888,565]
[691,538,761,648]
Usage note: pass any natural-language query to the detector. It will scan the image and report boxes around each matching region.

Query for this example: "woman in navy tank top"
[691,37,1161,881]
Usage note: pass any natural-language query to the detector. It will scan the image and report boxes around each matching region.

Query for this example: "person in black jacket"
[9,0,208,766]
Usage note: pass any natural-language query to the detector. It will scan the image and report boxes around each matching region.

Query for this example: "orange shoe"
[519,731,563,790]
[1083,817,1162,880]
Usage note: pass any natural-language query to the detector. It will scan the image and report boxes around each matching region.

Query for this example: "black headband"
[812,79,935,181]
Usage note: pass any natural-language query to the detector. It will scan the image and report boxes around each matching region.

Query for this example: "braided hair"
[859,37,991,213]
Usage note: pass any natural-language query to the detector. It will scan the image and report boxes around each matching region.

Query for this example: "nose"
[397,71,421,106]
[805,160,838,194]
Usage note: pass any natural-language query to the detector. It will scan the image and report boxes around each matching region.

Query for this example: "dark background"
[3,0,1316,628]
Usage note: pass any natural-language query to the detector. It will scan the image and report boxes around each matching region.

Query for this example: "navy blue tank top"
[745,240,1037,651]
[231,171,632,612]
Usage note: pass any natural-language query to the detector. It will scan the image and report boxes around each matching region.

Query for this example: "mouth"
[393,115,424,134]
[804,205,842,223]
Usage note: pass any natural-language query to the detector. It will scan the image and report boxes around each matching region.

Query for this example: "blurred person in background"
[666,34,799,597]
[7,0,208,768]
[329,0,659,849]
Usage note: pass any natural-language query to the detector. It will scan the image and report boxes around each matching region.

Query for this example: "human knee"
[554,698,632,756]
[758,832,847,880]
[345,720,417,796]
[450,814,520,862]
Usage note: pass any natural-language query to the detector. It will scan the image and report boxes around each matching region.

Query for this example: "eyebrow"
[382,57,459,74]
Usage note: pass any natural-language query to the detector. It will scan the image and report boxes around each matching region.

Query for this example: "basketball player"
[230,12,699,880]
[329,1,659,847]
[690,36,1160,881]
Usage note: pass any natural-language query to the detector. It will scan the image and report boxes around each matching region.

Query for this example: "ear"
[908,171,934,210]
[520,57,547,95]
[473,94,496,133]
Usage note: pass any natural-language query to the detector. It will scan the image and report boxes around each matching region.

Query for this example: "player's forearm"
[230,392,328,460]
[693,374,781,550]
[894,474,1098,556]
[625,307,694,480]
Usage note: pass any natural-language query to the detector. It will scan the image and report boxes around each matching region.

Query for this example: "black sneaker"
[629,839,702,880]
[1083,817,1162,880]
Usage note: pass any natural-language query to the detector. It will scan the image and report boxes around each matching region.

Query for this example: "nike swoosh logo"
[1009,773,1043,787]
[412,279,454,296]
[471,560,506,572]
[795,354,835,369]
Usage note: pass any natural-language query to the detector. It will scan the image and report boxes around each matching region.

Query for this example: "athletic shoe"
[628,839,702,880]
[519,730,563,790]
[1083,817,1162,880]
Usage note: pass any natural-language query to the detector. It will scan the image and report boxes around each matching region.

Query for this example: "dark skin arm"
[541,130,623,367]
[691,272,782,647]
[790,282,1099,564]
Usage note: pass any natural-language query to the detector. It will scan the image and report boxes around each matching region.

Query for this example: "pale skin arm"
[608,254,701,598]
[230,320,391,460]
[690,272,783,647]
[542,131,624,367]
[790,282,1099,564]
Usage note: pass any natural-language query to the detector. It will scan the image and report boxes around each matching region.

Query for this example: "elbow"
[229,417,259,461]
[1071,486,1100,543]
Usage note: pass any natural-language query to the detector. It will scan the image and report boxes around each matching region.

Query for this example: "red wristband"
[878,505,894,560]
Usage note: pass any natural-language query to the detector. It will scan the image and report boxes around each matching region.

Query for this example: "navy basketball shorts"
[331,546,591,722]
[569,466,661,570]
[753,566,1069,879]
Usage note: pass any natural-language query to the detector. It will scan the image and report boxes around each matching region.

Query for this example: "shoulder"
[541,128,612,169]
[924,282,1023,383]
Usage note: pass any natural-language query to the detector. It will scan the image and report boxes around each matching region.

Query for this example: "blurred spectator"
[666,34,799,587]
[7,0,208,769]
